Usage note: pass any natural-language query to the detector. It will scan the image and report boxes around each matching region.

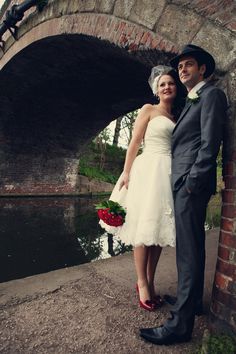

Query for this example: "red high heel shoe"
[135,284,156,311]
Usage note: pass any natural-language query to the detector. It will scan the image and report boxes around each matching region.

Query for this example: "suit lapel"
[173,82,212,134]
[196,81,211,95]
[173,102,191,133]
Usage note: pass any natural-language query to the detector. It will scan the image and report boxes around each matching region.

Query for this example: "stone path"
[0,228,219,353]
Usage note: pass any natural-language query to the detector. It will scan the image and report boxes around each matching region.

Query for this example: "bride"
[99,65,186,311]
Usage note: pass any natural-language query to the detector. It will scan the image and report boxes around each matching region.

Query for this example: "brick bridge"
[0,0,235,335]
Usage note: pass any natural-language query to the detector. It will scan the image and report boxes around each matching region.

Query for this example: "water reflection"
[0,196,131,283]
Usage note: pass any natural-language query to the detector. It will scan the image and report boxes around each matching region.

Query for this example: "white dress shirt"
[188,81,206,96]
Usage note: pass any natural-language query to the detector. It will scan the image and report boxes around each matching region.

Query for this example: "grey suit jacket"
[171,82,227,195]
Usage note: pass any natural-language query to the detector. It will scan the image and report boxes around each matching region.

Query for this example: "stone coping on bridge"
[0,191,111,197]
[0,176,114,197]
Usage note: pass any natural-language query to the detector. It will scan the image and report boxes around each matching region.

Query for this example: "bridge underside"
[0,34,168,194]
[0,34,154,156]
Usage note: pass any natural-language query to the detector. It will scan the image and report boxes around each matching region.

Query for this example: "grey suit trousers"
[165,184,211,335]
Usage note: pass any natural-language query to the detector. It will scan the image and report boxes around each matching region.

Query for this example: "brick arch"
[0,0,235,69]
[0,13,177,70]
[0,0,235,335]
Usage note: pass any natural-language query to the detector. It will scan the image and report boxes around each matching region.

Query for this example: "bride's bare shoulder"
[141,103,154,110]
[139,103,157,115]
[136,104,155,123]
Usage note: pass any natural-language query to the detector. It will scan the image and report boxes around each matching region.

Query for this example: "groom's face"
[178,56,206,90]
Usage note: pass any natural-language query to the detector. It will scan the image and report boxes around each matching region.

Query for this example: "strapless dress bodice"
[142,115,175,155]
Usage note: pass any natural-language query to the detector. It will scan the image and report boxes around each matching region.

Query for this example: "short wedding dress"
[99,115,176,247]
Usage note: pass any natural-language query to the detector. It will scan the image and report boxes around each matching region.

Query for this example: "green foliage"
[104,143,126,160]
[206,193,222,228]
[217,145,223,168]
[206,209,221,229]
[79,159,118,184]
[195,334,236,354]
[79,142,126,184]
[97,127,112,145]
[205,159,223,229]
[120,110,138,145]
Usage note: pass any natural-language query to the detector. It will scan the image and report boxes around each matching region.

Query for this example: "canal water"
[0,196,132,283]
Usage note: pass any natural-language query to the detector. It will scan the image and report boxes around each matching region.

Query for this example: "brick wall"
[211,160,236,333]
[209,66,236,333]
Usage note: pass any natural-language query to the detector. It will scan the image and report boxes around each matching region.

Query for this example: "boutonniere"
[187,91,200,104]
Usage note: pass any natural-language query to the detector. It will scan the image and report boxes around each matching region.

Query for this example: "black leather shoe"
[163,294,177,306]
[139,325,191,345]
[195,306,204,316]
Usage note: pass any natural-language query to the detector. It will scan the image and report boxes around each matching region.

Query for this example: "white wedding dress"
[99,116,176,247]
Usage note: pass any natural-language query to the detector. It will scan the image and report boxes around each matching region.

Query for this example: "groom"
[140,44,227,345]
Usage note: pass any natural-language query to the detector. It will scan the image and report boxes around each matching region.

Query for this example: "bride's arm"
[119,104,151,190]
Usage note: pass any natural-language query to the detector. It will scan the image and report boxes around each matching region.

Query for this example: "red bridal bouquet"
[95,200,126,227]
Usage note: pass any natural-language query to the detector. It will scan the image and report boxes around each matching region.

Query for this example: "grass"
[78,142,126,184]
[79,160,118,184]
[194,332,236,354]
[206,192,222,228]
[205,167,223,229]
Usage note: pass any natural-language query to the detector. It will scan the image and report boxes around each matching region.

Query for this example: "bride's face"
[157,75,177,102]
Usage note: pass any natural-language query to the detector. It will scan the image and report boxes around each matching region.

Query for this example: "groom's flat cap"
[170,44,215,78]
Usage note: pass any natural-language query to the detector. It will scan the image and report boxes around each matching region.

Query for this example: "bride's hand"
[119,172,129,190]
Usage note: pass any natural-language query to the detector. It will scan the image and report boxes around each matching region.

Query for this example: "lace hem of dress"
[99,213,176,248]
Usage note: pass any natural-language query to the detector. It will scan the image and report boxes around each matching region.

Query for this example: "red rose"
[95,200,126,227]
[97,208,124,226]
